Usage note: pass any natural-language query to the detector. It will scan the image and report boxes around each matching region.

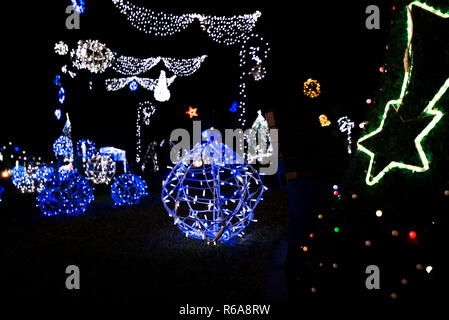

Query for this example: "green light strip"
[357,1,448,186]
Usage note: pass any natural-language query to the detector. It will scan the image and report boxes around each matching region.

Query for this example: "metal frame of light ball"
[111,173,148,206]
[162,141,266,243]
[85,153,116,185]
[36,169,94,216]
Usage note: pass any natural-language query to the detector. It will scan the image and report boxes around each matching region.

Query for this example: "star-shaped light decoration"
[186,106,198,119]
[357,1,449,186]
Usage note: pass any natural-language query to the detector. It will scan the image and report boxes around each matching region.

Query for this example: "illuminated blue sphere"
[76,139,97,158]
[129,80,138,91]
[162,140,266,242]
[71,0,85,14]
[37,169,94,216]
[14,146,20,152]
[111,173,147,206]
[53,135,73,157]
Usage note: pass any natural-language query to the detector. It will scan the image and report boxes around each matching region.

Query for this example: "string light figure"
[111,173,148,206]
[37,169,94,216]
[338,116,355,154]
[109,1,270,127]
[136,101,156,163]
[85,154,116,185]
[53,135,73,157]
[319,114,331,127]
[162,139,266,243]
[246,110,273,164]
[71,40,114,74]
[304,79,321,98]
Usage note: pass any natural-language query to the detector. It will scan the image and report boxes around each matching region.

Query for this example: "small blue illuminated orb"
[76,139,97,159]
[14,146,20,152]
[162,140,266,243]
[59,87,65,104]
[71,0,85,14]
[129,80,138,92]
[53,135,73,157]
[111,173,148,207]
[229,101,238,113]
[37,169,94,216]
[55,109,62,120]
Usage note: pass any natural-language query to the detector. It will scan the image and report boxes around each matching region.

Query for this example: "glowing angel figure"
[152,70,177,102]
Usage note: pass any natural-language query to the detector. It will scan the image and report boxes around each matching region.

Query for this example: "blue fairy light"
[76,139,97,159]
[229,101,238,113]
[111,173,148,207]
[59,87,65,104]
[35,166,55,193]
[55,109,62,120]
[162,140,266,243]
[53,135,73,157]
[14,146,20,152]
[71,0,85,14]
[0,184,4,203]
[129,80,138,91]
[54,75,61,86]
[37,169,94,216]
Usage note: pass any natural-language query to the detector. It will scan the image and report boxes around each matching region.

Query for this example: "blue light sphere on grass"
[162,140,266,243]
[111,173,148,206]
[12,165,35,193]
[37,169,94,216]
[53,135,73,157]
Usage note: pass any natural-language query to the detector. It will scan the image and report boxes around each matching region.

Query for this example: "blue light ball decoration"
[76,139,97,159]
[37,169,94,216]
[162,139,266,243]
[71,0,85,14]
[53,135,73,157]
[12,165,35,193]
[0,184,4,203]
[229,101,238,113]
[129,80,138,91]
[111,173,148,207]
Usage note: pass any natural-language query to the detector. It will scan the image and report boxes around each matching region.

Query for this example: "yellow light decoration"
[1,169,12,179]
[303,79,321,98]
[319,114,331,127]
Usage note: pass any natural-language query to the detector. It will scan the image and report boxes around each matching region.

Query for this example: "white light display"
[247,110,273,164]
[85,154,116,185]
[71,40,114,74]
[112,54,207,77]
[136,101,156,163]
[111,0,261,44]
[54,41,69,55]
[338,116,355,154]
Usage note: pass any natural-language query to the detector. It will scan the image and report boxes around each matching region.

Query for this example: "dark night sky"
[1,0,391,174]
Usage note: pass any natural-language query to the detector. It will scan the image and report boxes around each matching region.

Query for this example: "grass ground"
[0,185,288,303]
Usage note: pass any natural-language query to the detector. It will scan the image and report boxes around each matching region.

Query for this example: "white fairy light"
[71,40,114,74]
[85,154,116,185]
[338,116,355,154]
[136,101,156,163]
[54,41,69,55]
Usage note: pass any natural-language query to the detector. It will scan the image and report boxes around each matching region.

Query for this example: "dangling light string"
[338,116,355,154]
[136,101,156,163]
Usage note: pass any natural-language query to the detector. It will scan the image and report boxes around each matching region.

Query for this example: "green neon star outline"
[357,1,449,186]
